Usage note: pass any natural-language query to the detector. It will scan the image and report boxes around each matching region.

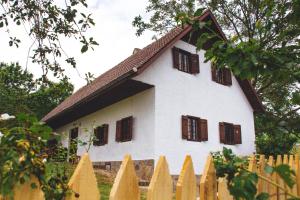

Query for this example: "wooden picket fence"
[1,153,300,200]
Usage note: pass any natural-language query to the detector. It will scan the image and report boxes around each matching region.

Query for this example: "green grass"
[46,161,148,200]
[98,182,113,200]
[96,173,147,200]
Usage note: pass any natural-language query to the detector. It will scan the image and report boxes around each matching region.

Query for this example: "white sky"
[0,0,154,90]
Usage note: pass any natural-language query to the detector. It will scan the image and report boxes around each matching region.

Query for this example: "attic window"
[172,47,199,74]
[211,63,232,86]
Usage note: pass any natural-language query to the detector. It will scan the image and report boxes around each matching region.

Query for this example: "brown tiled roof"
[42,10,263,123]
[42,26,190,122]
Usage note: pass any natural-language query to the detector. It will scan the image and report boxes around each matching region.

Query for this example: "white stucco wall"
[56,88,155,162]
[133,40,256,174]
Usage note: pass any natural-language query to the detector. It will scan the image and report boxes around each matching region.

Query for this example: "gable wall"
[56,88,155,162]
[134,40,255,174]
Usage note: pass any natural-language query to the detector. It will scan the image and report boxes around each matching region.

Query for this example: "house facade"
[43,10,263,175]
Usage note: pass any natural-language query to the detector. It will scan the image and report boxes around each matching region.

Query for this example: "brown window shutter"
[219,122,225,144]
[128,116,133,141]
[190,54,199,74]
[211,63,217,81]
[181,115,188,139]
[234,125,242,144]
[116,120,121,142]
[103,124,109,144]
[172,47,180,69]
[224,68,232,85]
[199,119,208,141]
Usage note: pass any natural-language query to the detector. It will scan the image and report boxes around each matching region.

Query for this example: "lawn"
[96,173,147,200]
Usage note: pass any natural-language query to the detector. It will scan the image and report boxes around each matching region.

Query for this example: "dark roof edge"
[42,70,136,122]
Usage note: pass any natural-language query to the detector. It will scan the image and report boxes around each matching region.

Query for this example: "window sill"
[93,143,107,146]
[176,68,199,75]
[118,139,132,143]
[186,139,202,142]
[213,80,231,86]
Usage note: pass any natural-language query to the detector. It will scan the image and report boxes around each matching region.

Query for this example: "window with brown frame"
[211,63,232,86]
[93,124,108,146]
[219,122,242,145]
[182,115,208,142]
[116,116,133,142]
[172,47,199,74]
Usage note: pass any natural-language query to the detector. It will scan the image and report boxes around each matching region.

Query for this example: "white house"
[42,10,263,176]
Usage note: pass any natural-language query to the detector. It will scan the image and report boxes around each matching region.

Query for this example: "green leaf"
[81,45,88,53]
[273,164,295,188]
[264,165,273,174]
[194,8,205,17]
[31,182,37,189]
[256,192,269,200]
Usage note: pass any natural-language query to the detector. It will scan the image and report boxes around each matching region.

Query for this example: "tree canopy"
[0,0,98,82]
[0,62,74,127]
[134,0,300,155]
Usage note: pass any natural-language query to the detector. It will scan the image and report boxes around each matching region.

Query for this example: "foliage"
[0,62,73,127]
[134,0,300,156]
[0,113,70,199]
[132,0,196,36]
[212,148,298,200]
[0,0,98,81]
[256,131,298,156]
[47,144,68,163]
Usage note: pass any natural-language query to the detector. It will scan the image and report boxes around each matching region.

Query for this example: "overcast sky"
[0,0,154,90]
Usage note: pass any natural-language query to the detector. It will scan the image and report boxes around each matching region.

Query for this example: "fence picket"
[200,155,217,200]
[258,155,266,193]
[217,178,233,200]
[248,155,257,173]
[109,155,140,200]
[67,153,100,200]
[15,175,44,200]
[283,155,289,199]
[276,155,285,200]
[176,155,197,200]
[147,156,173,200]
[267,156,277,200]
[295,155,300,196]
[288,155,298,196]
[0,175,44,200]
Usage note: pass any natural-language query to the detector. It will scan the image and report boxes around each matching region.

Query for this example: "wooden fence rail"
[1,153,300,200]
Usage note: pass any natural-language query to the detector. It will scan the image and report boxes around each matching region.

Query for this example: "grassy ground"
[46,162,148,199]
[96,173,147,200]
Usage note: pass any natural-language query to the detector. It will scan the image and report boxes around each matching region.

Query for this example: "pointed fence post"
[109,155,140,200]
[176,155,197,200]
[147,156,173,200]
[67,153,100,200]
[288,155,298,196]
[295,154,300,196]
[13,175,44,200]
[267,156,277,200]
[283,154,289,199]
[248,155,257,173]
[257,155,267,194]
[276,155,285,200]
[200,155,217,200]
